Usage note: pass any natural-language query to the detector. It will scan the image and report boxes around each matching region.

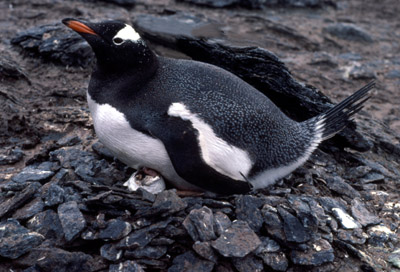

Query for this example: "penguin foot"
[123,167,166,194]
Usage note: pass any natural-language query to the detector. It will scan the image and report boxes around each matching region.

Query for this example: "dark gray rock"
[325,176,361,199]
[259,252,288,271]
[262,206,286,243]
[0,55,28,81]
[235,195,264,232]
[58,201,86,242]
[97,0,136,6]
[360,172,385,184]
[92,141,115,160]
[12,197,45,220]
[367,225,397,247]
[386,69,400,79]
[100,243,123,261]
[213,211,232,236]
[337,229,367,245]
[136,190,187,217]
[351,198,381,227]
[211,220,261,258]
[109,260,145,272]
[98,219,132,241]
[16,247,93,272]
[264,0,326,7]
[43,183,65,206]
[290,239,334,266]
[278,206,311,243]
[388,249,400,269]
[318,196,347,213]
[183,206,216,241]
[232,254,264,272]
[323,23,373,43]
[12,164,55,183]
[0,219,44,259]
[179,0,238,8]
[0,182,41,218]
[168,251,214,272]
[56,135,81,147]
[125,246,167,259]
[0,148,24,165]
[26,210,64,245]
[118,219,172,249]
[193,241,218,263]
[288,195,326,231]
[255,236,281,254]
[11,23,93,67]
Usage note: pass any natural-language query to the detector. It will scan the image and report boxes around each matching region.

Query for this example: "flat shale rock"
[12,197,45,220]
[235,195,264,232]
[11,23,93,67]
[11,164,55,183]
[100,242,123,261]
[350,198,381,227]
[213,211,232,236]
[125,245,168,259]
[98,219,132,241]
[192,241,218,263]
[135,190,186,217]
[278,206,311,243]
[290,239,334,266]
[259,252,289,271]
[211,220,261,258]
[0,219,44,259]
[57,201,86,242]
[109,260,145,272]
[16,247,93,272]
[323,23,373,43]
[26,210,64,245]
[232,254,264,272]
[168,251,214,272]
[43,183,65,206]
[183,206,217,241]
[0,148,25,165]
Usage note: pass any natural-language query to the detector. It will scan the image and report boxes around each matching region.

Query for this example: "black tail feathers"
[314,81,375,141]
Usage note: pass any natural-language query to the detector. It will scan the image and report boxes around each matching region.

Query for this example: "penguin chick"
[62,18,375,195]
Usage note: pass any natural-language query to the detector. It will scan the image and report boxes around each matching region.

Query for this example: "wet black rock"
[16,247,93,272]
[290,239,334,266]
[0,219,44,259]
[13,197,45,220]
[168,251,214,272]
[12,164,55,183]
[98,219,132,241]
[183,206,216,241]
[260,252,289,271]
[192,241,218,263]
[11,23,93,67]
[57,201,86,242]
[136,190,187,218]
[323,23,373,43]
[278,206,311,243]
[0,182,41,218]
[213,211,232,236]
[0,148,24,165]
[43,183,65,206]
[351,198,381,227]
[125,246,168,259]
[109,260,145,272]
[100,243,123,261]
[119,219,172,249]
[325,176,361,199]
[232,254,264,272]
[235,195,264,232]
[211,220,261,257]
[26,210,64,245]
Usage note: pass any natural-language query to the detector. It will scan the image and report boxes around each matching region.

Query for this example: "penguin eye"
[113,37,124,45]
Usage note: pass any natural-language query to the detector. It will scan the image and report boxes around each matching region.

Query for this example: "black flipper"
[153,117,252,195]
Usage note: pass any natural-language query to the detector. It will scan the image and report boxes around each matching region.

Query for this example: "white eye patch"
[113,24,141,44]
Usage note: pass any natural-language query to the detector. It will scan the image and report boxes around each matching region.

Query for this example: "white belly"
[87,93,199,190]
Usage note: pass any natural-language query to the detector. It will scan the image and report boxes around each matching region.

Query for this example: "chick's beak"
[62,18,97,36]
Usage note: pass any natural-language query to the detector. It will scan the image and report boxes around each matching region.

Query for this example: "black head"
[62,18,156,73]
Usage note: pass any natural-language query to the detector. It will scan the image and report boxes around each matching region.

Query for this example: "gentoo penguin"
[62,18,375,195]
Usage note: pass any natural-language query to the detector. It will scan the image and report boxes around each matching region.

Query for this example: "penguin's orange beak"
[62,18,97,36]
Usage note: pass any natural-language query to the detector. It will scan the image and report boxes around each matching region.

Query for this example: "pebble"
[58,201,86,242]
[337,229,367,245]
[0,148,24,165]
[290,239,334,266]
[100,243,123,261]
[168,251,214,272]
[211,220,261,258]
[323,23,373,43]
[43,183,65,206]
[278,206,311,243]
[192,241,218,263]
[109,260,145,272]
[350,198,381,227]
[259,252,289,271]
[0,219,44,259]
[136,190,187,218]
[183,206,217,241]
[98,219,132,241]
[332,208,362,229]
[26,210,64,245]
[325,176,361,199]
[232,254,264,272]
[235,195,264,232]
[213,211,232,236]
[12,197,44,220]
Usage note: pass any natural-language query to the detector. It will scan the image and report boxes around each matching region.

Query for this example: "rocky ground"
[0,0,400,271]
